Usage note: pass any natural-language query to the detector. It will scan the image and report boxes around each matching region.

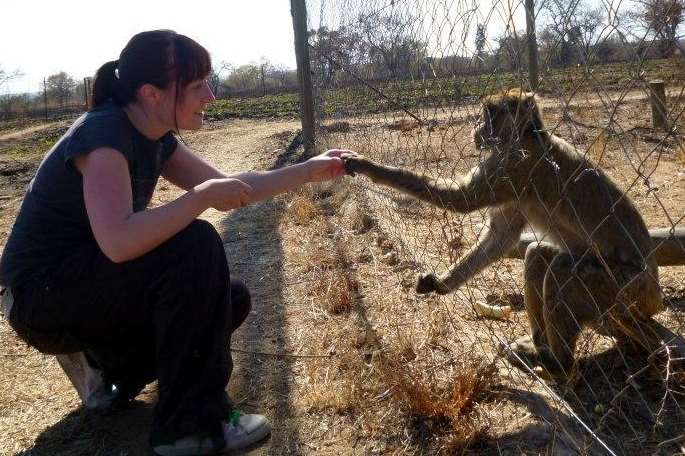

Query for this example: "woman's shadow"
[15,398,156,456]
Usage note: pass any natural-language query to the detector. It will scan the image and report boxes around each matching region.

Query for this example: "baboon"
[343,89,665,379]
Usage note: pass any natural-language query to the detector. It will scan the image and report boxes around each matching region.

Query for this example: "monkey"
[343,89,665,379]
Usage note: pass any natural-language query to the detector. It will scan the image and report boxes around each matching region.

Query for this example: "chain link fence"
[303,0,685,453]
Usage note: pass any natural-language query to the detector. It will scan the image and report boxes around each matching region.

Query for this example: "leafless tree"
[208,61,233,98]
[539,0,606,66]
[46,71,76,108]
[635,0,684,57]
[309,26,367,85]
[495,30,528,71]
[0,65,23,92]
[358,10,426,80]
[475,24,488,70]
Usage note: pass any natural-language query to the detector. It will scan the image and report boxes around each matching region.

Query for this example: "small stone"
[381,252,398,265]
[594,404,606,415]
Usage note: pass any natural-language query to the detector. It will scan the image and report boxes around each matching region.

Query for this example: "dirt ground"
[0,89,684,455]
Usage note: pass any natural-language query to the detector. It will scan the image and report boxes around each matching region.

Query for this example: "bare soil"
[0,89,684,455]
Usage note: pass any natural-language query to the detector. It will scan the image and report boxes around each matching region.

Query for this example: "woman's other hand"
[305,149,358,182]
[195,178,253,211]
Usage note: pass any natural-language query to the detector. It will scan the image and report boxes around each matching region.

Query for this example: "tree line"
[308,0,683,83]
[0,0,682,120]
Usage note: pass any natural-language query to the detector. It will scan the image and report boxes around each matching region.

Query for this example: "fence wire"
[307,0,685,453]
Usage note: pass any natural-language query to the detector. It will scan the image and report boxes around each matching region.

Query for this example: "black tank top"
[0,101,178,287]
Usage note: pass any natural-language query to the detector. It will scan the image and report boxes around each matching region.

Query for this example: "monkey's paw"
[415,273,449,295]
[342,155,370,177]
[501,335,539,370]
[536,348,572,381]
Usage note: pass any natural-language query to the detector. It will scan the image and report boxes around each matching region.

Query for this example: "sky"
[1,0,620,96]
[1,0,298,94]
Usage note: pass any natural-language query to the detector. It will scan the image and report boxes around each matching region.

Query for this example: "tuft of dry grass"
[311,270,358,315]
[287,194,320,225]
[375,354,497,451]
[302,377,359,414]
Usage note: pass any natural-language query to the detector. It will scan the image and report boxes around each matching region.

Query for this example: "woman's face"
[173,78,216,130]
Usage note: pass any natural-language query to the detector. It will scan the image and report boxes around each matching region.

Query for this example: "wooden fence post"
[290,0,316,156]
[649,80,668,131]
[83,77,89,109]
[524,0,539,91]
[43,77,48,121]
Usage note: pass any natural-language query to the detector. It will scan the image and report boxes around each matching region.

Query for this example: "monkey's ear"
[521,91,540,109]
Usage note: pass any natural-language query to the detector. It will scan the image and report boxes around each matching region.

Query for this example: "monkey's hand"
[342,155,374,177]
[415,273,450,295]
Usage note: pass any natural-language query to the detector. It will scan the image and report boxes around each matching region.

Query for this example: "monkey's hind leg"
[505,241,562,371]
[538,254,618,379]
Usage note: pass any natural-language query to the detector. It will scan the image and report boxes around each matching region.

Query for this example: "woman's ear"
[137,83,164,105]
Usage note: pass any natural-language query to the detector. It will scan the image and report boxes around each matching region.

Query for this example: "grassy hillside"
[206,58,685,120]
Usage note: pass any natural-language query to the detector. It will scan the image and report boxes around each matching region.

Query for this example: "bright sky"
[1,0,298,94]
[2,0,620,95]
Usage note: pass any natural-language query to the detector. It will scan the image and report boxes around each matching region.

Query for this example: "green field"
[206,58,685,120]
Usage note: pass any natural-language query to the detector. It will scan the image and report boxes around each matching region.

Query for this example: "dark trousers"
[8,220,250,446]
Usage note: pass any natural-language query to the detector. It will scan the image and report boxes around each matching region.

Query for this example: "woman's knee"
[177,220,223,253]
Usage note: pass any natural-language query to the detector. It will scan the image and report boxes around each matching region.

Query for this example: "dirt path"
[0,118,313,455]
[0,121,69,142]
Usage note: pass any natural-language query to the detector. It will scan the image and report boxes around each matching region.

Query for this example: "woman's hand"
[304,149,357,182]
[194,178,253,211]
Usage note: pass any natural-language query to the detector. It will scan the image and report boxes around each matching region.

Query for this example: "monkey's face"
[472,104,511,149]
[473,90,542,150]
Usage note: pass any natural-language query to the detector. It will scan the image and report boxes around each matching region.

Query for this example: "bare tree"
[270,64,297,88]
[208,61,233,98]
[495,30,528,71]
[637,0,684,56]
[475,24,488,70]
[359,10,426,80]
[46,71,76,108]
[226,64,261,92]
[0,65,23,92]
[309,26,368,84]
[539,0,606,67]
[258,57,273,96]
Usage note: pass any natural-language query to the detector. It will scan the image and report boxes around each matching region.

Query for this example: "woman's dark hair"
[91,29,211,108]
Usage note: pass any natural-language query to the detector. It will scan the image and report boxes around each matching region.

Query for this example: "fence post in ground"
[649,80,668,130]
[524,0,540,91]
[43,77,48,121]
[83,77,89,109]
[290,0,316,155]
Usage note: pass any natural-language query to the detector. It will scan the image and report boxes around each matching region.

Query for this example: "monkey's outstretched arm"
[417,204,525,294]
[344,155,515,213]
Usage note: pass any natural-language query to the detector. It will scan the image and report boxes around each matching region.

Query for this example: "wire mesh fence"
[304,0,685,453]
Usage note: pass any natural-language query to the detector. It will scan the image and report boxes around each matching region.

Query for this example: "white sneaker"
[153,411,271,456]
[55,351,117,411]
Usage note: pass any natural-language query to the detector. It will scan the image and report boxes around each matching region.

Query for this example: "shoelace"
[229,408,242,426]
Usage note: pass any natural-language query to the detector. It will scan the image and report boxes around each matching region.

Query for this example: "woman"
[0,29,353,455]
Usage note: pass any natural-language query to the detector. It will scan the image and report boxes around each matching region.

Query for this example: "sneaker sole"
[224,421,271,452]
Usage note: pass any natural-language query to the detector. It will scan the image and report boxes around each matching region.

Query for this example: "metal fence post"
[290,0,316,155]
[524,0,540,91]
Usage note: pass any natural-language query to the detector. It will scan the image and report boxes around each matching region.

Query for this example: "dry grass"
[311,270,358,315]
[287,193,320,225]
[375,355,496,449]
[588,129,609,168]
[285,184,501,454]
